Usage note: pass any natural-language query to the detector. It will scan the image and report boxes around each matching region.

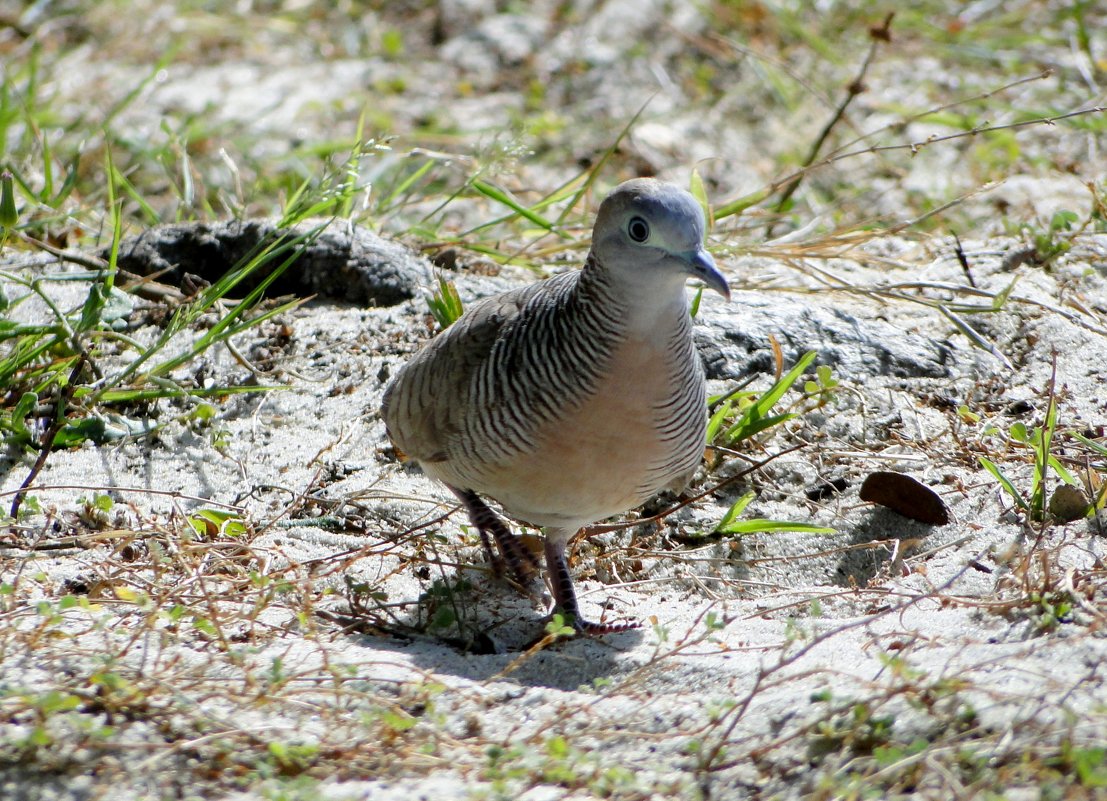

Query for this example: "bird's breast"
[465,328,705,529]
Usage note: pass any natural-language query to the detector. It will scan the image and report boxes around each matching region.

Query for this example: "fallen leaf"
[859,471,950,525]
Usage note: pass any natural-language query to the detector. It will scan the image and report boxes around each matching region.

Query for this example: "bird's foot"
[549,610,642,637]
[573,617,642,636]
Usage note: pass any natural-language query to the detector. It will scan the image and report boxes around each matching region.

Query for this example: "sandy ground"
[2,3,1107,799]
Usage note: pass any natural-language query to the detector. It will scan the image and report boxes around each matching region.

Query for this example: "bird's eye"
[627,216,650,243]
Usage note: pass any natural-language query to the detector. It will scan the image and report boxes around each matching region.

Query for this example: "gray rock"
[695,291,956,380]
[109,219,432,307]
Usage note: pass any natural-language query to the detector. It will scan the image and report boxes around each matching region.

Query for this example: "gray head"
[591,178,730,301]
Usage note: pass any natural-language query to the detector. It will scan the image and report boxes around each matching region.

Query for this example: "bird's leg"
[544,534,640,636]
[451,488,539,584]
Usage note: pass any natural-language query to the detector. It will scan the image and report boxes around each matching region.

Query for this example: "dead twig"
[9,356,87,523]
[772,13,895,221]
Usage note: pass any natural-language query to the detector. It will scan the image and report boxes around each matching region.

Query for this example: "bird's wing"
[382,277,565,463]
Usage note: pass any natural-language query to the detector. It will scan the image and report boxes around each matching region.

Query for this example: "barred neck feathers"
[590,256,692,338]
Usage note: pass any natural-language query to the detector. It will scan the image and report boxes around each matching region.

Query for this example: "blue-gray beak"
[682,248,730,302]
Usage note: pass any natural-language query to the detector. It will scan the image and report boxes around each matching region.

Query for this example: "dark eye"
[627,216,650,243]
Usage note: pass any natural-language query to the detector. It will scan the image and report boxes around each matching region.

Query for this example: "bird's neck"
[578,255,691,338]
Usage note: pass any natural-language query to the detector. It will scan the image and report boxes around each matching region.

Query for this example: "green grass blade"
[95,385,287,404]
[379,157,437,211]
[470,179,563,235]
[938,305,1013,369]
[144,237,316,380]
[689,168,712,233]
[723,412,796,445]
[555,97,653,227]
[1072,432,1107,459]
[716,519,836,535]
[428,275,464,329]
[714,187,772,222]
[991,277,1017,311]
[721,351,816,444]
[979,455,1029,510]
[99,225,321,395]
[712,491,755,533]
[689,285,704,318]
[458,172,588,241]
[705,398,732,444]
[1046,455,1080,487]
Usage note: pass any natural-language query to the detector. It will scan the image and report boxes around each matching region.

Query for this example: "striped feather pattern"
[382,253,707,517]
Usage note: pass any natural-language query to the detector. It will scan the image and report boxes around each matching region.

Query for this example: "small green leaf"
[0,170,18,229]
[546,735,570,759]
[381,28,404,58]
[429,605,456,630]
[191,403,218,422]
[545,613,576,638]
[1049,209,1078,232]
[380,709,416,732]
[57,595,79,611]
[187,508,247,538]
[957,404,980,423]
[979,456,1029,510]
[815,364,837,388]
[35,691,82,715]
[191,616,217,636]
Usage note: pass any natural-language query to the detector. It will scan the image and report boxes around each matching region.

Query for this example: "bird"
[381,178,730,634]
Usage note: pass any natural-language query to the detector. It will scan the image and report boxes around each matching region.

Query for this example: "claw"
[568,616,642,636]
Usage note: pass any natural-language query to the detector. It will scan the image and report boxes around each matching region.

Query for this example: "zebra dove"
[382,178,729,634]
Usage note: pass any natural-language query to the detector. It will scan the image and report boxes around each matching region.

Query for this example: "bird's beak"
[682,248,730,302]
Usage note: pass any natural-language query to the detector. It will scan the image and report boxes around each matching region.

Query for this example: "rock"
[1049,484,1089,523]
[695,291,956,380]
[440,13,548,78]
[109,219,432,307]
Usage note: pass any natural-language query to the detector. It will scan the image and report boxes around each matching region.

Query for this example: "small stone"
[1049,484,1089,523]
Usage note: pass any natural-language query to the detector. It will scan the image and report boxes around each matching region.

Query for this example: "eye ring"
[627,216,650,243]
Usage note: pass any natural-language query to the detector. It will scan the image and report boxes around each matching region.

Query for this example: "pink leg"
[544,536,640,635]
[452,487,539,584]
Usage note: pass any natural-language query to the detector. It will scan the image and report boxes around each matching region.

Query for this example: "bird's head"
[591,178,730,302]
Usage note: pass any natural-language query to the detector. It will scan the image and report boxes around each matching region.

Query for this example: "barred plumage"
[382,178,730,634]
